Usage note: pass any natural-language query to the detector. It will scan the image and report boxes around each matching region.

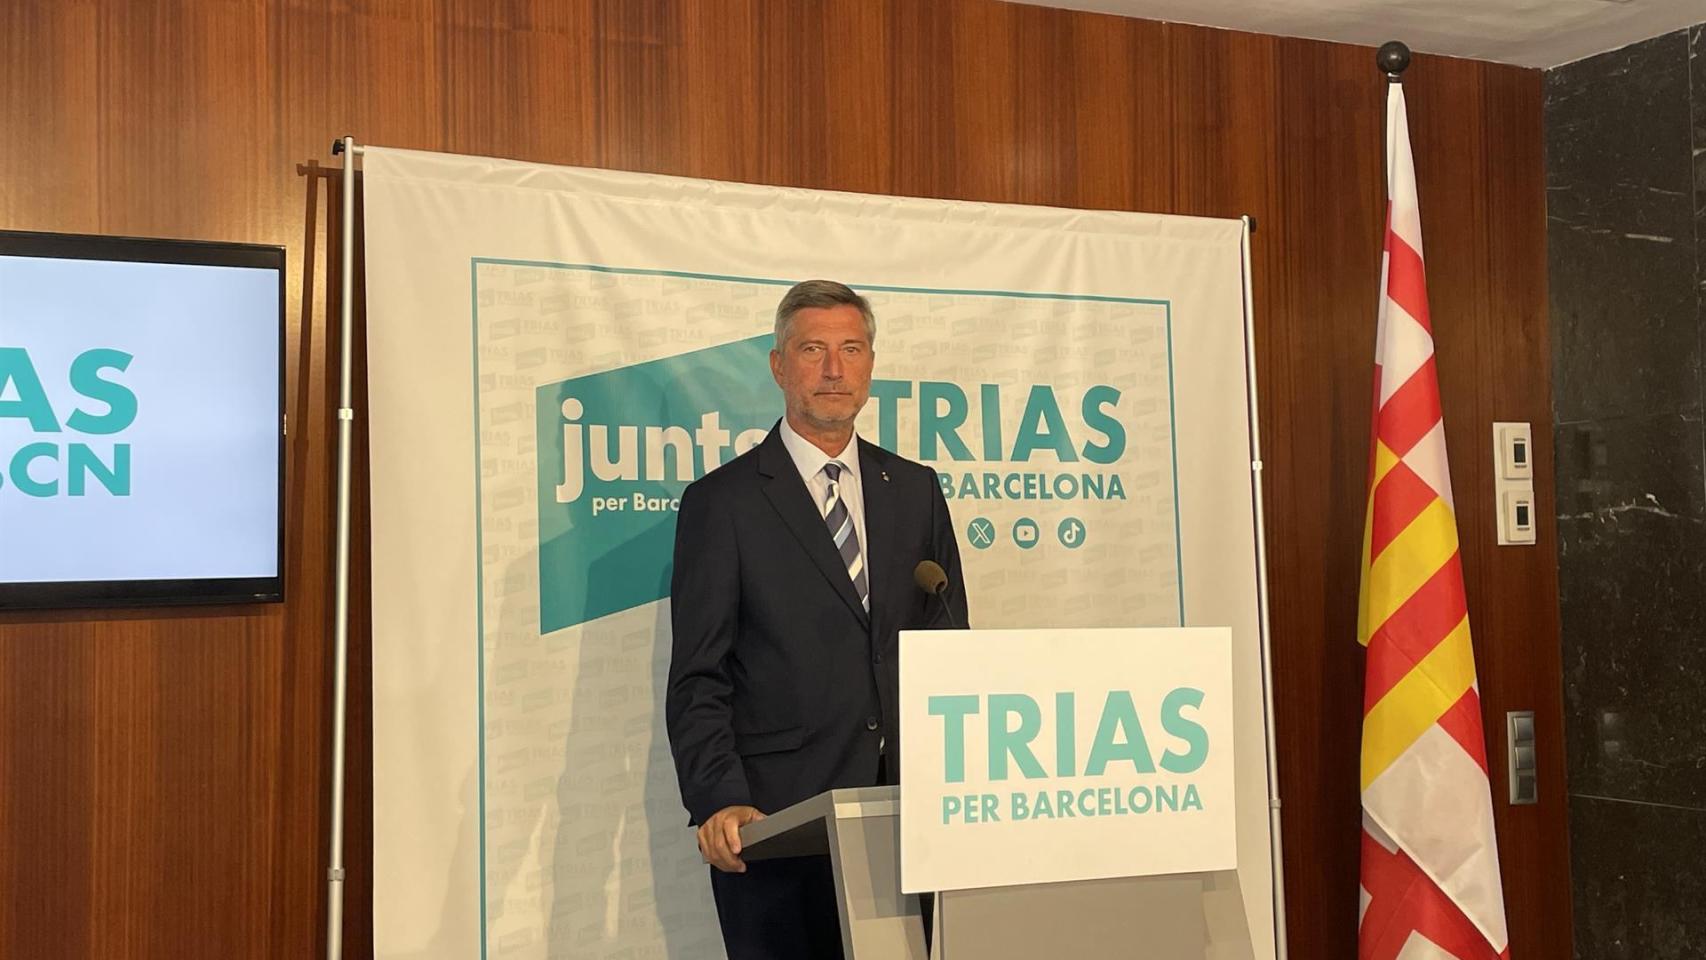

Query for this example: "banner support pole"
[325,133,360,960]
[1241,213,1290,960]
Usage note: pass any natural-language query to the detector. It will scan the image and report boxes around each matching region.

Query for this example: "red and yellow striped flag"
[1356,82,1511,960]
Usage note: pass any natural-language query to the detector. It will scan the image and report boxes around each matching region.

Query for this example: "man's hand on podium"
[698,804,766,873]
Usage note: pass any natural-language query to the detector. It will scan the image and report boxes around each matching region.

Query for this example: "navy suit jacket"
[666,424,969,825]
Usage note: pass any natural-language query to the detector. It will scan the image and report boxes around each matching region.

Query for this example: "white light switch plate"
[1493,422,1537,546]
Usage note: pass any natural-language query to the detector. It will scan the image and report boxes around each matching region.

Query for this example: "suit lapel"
[757,428,871,628]
[858,439,897,636]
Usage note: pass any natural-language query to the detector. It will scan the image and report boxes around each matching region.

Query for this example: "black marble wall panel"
[1554,415,1706,807]
[1548,30,1697,423]
[1546,22,1706,960]
[1569,795,1706,960]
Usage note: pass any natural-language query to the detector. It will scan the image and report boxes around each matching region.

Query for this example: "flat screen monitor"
[0,230,284,609]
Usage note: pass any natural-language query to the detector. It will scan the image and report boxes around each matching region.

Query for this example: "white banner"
[361,146,1274,959]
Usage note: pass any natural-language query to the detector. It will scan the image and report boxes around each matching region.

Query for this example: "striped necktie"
[821,461,869,610]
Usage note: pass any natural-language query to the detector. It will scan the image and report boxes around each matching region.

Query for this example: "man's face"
[769,304,874,434]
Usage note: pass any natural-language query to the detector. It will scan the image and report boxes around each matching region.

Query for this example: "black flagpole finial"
[1377,41,1412,82]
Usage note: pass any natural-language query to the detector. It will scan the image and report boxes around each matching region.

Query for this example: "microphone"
[912,560,960,629]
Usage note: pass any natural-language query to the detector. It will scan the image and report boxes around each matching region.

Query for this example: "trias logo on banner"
[865,379,1130,504]
[0,346,136,497]
[900,627,1237,894]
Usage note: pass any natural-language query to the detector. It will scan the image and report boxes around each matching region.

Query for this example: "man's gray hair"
[773,280,876,349]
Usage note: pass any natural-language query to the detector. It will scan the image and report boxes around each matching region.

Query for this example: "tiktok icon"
[1057,517,1086,549]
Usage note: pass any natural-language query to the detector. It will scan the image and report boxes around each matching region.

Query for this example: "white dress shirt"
[777,417,871,584]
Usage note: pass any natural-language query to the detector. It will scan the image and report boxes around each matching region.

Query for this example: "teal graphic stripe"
[1165,303,1185,627]
[470,258,1170,307]
[469,259,489,960]
[470,257,1185,953]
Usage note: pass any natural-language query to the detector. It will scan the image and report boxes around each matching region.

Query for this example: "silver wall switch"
[1507,710,1538,805]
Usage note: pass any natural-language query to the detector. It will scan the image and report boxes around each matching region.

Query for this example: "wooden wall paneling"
[816,0,895,196]
[1064,15,1171,215]
[943,0,1023,204]
[353,1,448,155]
[1167,25,1282,222]
[682,0,761,185]
[441,0,599,166]
[0,0,100,232]
[95,0,274,238]
[276,2,445,174]
[1008,2,1077,207]
[889,1,963,202]
[271,162,333,957]
[1267,36,1387,960]
[593,0,687,177]
[1476,64,1575,960]
[0,623,97,960]
[88,620,154,960]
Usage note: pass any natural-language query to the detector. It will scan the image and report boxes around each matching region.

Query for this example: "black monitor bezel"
[0,229,286,610]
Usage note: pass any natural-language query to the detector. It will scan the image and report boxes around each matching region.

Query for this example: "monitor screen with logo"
[0,231,284,608]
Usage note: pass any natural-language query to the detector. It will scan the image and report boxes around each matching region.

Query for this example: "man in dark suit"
[666,279,969,959]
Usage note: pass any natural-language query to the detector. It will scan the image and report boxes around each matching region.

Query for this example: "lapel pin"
[881,471,890,482]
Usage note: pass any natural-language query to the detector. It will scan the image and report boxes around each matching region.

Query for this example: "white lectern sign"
[899,627,1236,894]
